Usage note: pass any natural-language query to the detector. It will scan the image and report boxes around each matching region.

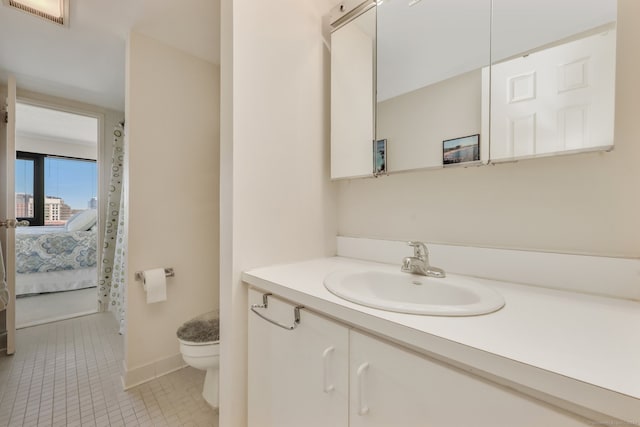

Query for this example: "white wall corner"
[125,30,220,383]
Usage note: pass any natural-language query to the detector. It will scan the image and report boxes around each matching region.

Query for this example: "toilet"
[177,311,220,408]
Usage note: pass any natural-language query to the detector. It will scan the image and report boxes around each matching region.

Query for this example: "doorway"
[13,101,100,328]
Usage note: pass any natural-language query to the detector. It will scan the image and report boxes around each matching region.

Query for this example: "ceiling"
[16,102,98,145]
[0,0,220,112]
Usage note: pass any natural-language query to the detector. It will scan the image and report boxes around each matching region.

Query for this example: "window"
[15,152,43,226]
[16,152,97,227]
[5,0,69,26]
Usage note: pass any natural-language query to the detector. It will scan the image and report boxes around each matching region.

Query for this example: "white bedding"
[16,267,97,296]
[16,226,66,235]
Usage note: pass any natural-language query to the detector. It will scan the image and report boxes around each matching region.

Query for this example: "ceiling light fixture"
[4,0,68,26]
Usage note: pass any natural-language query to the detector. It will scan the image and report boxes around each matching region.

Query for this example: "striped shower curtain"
[98,124,127,333]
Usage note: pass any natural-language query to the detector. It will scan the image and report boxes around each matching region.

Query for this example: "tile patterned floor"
[0,313,218,427]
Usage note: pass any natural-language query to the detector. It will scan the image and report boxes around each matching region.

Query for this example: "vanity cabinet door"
[349,330,592,427]
[248,289,349,427]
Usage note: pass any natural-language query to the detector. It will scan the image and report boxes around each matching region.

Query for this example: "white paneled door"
[491,28,616,160]
[1,75,17,354]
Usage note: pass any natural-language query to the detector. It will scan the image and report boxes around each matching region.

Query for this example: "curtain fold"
[98,125,126,333]
[0,241,8,311]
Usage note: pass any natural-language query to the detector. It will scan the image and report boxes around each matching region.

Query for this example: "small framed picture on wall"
[373,139,388,177]
[443,134,480,166]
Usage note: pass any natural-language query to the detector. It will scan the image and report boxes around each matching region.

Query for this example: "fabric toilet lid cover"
[177,310,220,342]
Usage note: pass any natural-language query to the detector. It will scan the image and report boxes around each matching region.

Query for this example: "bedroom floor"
[0,312,218,426]
[16,288,98,329]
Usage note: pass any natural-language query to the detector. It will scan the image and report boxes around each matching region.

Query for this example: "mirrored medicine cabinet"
[329,0,618,180]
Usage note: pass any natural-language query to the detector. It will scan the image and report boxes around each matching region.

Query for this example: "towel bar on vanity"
[134,268,175,282]
[250,292,304,330]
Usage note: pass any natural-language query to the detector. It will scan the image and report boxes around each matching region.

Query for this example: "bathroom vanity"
[244,254,639,427]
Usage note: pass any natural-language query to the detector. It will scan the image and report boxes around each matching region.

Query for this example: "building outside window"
[16,152,97,227]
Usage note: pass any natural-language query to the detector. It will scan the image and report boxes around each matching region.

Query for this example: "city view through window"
[15,156,97,226]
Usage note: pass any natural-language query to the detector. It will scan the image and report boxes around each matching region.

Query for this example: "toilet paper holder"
[134,268,175,282]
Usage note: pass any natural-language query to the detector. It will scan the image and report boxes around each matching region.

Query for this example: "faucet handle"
[407,241,428,259]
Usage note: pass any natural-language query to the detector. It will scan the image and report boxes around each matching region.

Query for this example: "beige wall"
[337,0,640,258]
[219,0,338,425]
[378,69,483,171]
[125,31,220,384]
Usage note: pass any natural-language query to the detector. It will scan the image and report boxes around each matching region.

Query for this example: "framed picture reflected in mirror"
[443,134,480,166]
[373,139,388,177]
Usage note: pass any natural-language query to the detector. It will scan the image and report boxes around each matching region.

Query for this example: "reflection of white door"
[1,75,17,354]
[490,27,616,160]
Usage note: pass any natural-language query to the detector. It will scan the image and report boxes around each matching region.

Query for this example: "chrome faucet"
[401,241,446,278]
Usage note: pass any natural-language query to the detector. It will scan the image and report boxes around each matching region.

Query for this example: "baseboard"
[122,353,187,390]
[17,310,97,329]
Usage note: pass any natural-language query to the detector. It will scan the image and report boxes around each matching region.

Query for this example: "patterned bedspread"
[16,229,97,274]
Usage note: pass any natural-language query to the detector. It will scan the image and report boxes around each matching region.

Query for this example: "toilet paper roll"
[142,268,167,304]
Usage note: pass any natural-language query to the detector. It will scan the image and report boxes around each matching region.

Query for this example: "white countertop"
[243,256,640,422]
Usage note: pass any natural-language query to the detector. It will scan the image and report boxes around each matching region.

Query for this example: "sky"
[15,157,97,210]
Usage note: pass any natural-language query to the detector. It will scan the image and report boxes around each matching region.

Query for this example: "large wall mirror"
[376,0,491,172]
[329,0,617,179]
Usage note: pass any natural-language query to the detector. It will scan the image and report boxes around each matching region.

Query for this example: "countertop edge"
[242,268,639,424]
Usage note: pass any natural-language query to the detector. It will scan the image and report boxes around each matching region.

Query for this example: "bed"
[15,210,98,296]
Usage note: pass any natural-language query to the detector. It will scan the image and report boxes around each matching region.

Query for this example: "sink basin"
[323,270,505,316]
